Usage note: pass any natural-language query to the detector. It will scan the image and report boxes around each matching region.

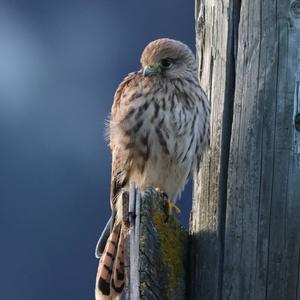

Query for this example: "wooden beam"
[190,0,236,298]
[124,186,188,300]
[191,0,300,299]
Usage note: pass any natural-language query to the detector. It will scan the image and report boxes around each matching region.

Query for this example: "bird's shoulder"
[112,71,142,112]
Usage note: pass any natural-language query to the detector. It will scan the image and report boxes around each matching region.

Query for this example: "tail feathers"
[95,223,125,300]
[111,229,125,293]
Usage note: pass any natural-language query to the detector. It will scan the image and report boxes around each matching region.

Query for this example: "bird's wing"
[95,72,139,258]
[95,72,141,298]
[109,145,129,214]
[109,72,139,211]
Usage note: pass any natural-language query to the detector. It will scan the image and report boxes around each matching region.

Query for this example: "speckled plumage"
[95,38,210,300]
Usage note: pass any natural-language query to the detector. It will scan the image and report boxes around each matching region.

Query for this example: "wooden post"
[190,0,300,299]
[124,186,188,300]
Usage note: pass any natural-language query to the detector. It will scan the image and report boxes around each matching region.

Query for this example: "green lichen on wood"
[152,209,188,299]
[138,188,188,300]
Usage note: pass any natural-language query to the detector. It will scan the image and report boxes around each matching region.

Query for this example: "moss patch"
[152,209,188,299]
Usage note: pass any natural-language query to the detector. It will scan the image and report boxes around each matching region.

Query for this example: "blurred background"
[0,1,195,299]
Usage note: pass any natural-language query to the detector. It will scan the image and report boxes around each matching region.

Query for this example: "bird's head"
[140,38,196,79]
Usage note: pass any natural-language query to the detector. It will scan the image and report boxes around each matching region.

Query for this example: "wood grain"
[191,0,300,299]
[125,186,188,300]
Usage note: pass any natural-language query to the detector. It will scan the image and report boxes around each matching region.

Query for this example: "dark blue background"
[0,1,195,299]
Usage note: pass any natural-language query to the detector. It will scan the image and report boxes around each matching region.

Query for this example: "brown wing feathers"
[96,73,133,299]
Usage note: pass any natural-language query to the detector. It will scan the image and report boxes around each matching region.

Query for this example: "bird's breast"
[110,77,209,199]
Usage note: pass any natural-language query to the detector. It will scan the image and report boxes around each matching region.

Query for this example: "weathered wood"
[191,0,300,299]
[124,187,188,300]
[127,183,140,300]
[223,1,300,299]
[189,0,237,299]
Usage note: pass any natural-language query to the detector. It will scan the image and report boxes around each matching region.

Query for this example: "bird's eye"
[160,59,173,69]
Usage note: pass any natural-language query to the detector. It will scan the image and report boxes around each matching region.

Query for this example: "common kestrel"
[95,38,210,300]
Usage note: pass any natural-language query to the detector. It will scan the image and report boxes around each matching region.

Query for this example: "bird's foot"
[155,188,181,222]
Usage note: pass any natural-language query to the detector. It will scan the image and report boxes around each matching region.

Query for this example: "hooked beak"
[143,66,159,77]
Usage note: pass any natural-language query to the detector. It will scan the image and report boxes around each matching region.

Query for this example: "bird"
[95,38,210,300]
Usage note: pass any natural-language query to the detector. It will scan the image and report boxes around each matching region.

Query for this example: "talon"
[165,199,181,215]
[154,188,181,221]
[171,202,181,214]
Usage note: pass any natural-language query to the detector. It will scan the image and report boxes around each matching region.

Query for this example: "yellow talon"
[169,201,181,214]
[154,187,181,218]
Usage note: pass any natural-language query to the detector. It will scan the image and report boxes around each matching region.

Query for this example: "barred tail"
[95,223,125,300]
